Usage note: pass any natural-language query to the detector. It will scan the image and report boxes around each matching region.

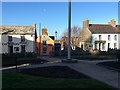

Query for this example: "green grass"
[2,73,114,89]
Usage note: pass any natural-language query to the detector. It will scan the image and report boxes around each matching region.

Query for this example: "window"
[43,41,46,45]
[99,35,101,40]
[108,35,111,41]
[21,45,25,52]
[14,47,19,51]
[81,44,83,49]
[108,43,110,49]
[95,43,97,49]
[8,36,12,41]
[114,43,117,49]
[102,43,105,50]
[21,36,25,42]
[99,43,101,50]
[114,35,117,41]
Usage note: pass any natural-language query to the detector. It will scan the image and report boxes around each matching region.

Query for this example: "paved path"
[2,56,119,89]
[35,56,119,89]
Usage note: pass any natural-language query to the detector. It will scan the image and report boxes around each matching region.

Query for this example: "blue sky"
[2,2,118,39]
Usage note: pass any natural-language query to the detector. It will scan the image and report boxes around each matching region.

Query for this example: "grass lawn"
[97,61,120,71]
[17,57,37,61]
[2,73,114,89]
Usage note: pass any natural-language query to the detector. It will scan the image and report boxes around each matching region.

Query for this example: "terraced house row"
[0,19,120,55]
[0,24,55,56]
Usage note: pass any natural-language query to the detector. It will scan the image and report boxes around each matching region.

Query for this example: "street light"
[55,31,57,42]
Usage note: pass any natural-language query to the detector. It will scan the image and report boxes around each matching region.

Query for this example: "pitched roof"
[49,36,54,40]
[88,24,118,34]
[0,26,35,35]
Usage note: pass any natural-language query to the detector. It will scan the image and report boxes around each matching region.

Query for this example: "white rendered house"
[0,24,36,54]
[79,19,119,51]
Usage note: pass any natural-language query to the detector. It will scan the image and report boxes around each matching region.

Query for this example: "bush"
[60,47,90,56]
[116,50,120,60]
[71,47,90,56]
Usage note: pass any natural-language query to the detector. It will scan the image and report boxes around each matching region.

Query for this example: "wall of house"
[92,34,119,51]
[12,35,21,53]
[25,35,35,52]
[0,35,2,54]
[79,28,92,50]
[36,35,54,56]
[1,34,35,53]
[79,19,92,51]
[47,45,53,55]
[118,34,120,49]
[1,35,8,53]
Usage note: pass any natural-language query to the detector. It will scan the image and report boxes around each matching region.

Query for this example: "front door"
[42,41,47,55]
[21,45,25,53]
[8,46,13,54]
[43,46,47,55]
[108,43,110,50]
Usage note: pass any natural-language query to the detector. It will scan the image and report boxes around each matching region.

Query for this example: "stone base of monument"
[61,59,78,63]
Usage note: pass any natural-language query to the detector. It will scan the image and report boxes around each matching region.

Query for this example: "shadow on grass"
[2,66,115,89]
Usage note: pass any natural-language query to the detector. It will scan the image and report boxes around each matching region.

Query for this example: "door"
[43,46,47,55]
[21,45,25,53]
[42,41,47,55]
[8,46,13,54]
[108,43,110,50]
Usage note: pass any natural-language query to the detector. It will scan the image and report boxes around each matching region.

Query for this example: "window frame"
[8,36,12,41]
[21,36,25,42]
[108,35,111,41]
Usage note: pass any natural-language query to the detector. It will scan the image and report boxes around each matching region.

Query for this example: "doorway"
[8,46,13,54]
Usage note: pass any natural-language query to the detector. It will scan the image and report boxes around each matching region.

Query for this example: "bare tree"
[61,26,81,50]
[71,26,81,50]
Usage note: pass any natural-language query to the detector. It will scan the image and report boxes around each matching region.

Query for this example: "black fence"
[2,52,45,67]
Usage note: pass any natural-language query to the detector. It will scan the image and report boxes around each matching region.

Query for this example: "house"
[79,19,119,51]
[0,24,36,54]
[36,28,54,56]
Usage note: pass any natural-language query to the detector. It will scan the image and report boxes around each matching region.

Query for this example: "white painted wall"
[0,35,2,54]
[25,35,35,52]
[92,34,119,51]
[1,35,8,53]
[118,34,120,49]
[1,34,35,54]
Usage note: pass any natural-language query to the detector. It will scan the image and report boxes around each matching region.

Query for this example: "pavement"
[1,56,119,89]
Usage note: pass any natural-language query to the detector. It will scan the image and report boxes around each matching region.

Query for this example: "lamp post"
[55,31,57,42]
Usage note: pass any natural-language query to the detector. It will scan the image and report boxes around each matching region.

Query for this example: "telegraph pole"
[68,0,71,60]
[39,23,41,56]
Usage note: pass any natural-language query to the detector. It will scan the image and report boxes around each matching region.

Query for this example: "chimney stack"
[108,19,116,27]
[83,19,89,28]
[42,28,48,35]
